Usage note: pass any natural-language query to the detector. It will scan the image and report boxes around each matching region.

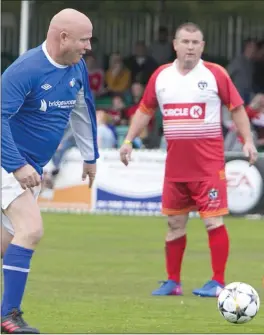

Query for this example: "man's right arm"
[1,65,31,173]
[124,111,152,143]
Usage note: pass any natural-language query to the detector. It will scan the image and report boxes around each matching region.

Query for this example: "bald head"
[48,8,92,35]
[46,9,93,65]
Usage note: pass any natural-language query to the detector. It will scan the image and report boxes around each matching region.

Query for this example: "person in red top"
[125,82,155,135]
[120,22,258,297]
[84,52,105,97]
[225,94,264,149]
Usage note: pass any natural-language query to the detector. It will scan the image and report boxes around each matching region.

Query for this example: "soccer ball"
[217,282,260,324]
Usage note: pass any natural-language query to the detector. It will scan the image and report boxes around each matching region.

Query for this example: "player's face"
[173,29,205,69]
[61,23,93,65]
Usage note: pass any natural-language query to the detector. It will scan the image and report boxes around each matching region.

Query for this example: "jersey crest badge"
[69,78,76,87]
[198,81,207,90]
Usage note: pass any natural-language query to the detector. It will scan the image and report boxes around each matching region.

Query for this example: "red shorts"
[162,175,228,218]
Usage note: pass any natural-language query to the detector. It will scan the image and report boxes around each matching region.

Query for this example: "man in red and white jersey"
[119,22,258,297]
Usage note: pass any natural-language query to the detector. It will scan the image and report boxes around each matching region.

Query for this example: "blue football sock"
[1,243,34,317]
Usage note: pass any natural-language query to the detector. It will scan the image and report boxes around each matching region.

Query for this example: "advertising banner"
[39,150,92,211]
[39,149,264,216]
[225,153,264,215]
[93,150,166,215]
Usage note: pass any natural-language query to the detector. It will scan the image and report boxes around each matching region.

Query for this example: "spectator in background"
[253,40,264,94]
[125,82,145,120]
[125,82,155,141]
[224,93,264,152]
[97,109,117,149]
[90,36,107,69]
[107,94,128,126]
[51,126,76,175]
[84,52,105,98]
[130,82,144,104]
[149,26,174,65]
[105,52,131,95]
[160,133,167,150]
[249,93,264,152]
[127,113,146,149]
[247,93,264,114]
[125,41,158,85]
[126,82,160,149]
[45,126,77,189]
[227,38,257,104]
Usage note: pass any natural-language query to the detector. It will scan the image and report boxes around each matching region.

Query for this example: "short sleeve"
[139,63,172,116]
[203,62,244,111]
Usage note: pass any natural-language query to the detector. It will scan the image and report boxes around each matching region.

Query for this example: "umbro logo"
[41,83,52,90]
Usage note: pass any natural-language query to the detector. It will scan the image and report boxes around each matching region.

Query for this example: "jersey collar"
[174,58,203,75]
[42,41,68,69]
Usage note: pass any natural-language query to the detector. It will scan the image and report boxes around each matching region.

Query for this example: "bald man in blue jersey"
[1,9,98,333]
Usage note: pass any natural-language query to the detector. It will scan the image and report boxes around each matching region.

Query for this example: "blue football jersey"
[1,42,99,174]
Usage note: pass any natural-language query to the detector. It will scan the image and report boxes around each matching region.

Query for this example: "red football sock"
[208,225,229,285]
[165,235,186,283]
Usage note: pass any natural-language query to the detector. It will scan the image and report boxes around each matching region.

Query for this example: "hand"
[243,140,258,165]
[120,142,133,166]
[257,138,264,146]
[112,64,122,76]
[249,93,264,110]
[13,164,41,190]
[82,162,96,188]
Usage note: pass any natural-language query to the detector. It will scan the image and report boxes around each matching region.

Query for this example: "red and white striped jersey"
[139,59,244,181]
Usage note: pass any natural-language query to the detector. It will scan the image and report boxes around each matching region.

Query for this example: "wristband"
[124,139,132,145]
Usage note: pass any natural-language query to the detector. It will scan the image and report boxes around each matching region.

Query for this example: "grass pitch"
[24,214,263,333]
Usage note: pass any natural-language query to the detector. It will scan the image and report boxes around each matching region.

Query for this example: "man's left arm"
[70,86,99,187]
[231,106,254,142]
[217,67,258,164]
[231,106,258,165]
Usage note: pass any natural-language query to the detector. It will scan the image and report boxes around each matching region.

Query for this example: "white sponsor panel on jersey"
[163,103,205,119]
[164,107,189,117]
[39,99,76,112]
[49,100,76,108]
[189,105,203,118]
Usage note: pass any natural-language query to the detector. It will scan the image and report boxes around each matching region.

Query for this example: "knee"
[24,225,44,245]
[204,216,224,231]
[166,215,187,241]
[4,192,44,247]
[14,217,44,247]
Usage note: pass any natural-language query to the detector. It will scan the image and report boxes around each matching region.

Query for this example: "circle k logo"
[162,103,205,119]
[189,105,203,118]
